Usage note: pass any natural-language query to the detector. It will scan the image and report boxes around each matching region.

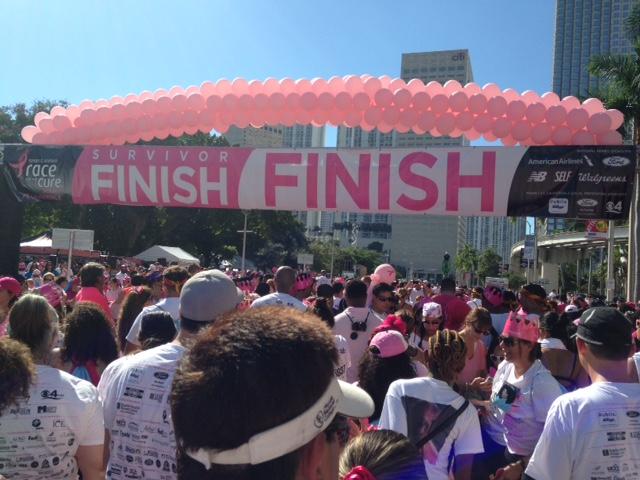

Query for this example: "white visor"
[185,377,373,468]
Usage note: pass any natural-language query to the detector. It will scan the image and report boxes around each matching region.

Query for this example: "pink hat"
[502,308,540,343]
[372,264,396,285]
[0,277,22,297]
[369,330,408,358]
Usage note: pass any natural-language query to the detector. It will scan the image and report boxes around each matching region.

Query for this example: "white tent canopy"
[134,245,200,265]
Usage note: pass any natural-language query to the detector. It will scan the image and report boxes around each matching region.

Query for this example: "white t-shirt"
[0,365,104,479]
[126,297,180,346]
[526,382,640,480]
[409,332,429,352]
[333,307,384,383]
[484,360,563,456]
[467,298,482,310]
[379,377,483,480]
[334,334,351,381]
[250,292,307,311]
[98,343,186,480]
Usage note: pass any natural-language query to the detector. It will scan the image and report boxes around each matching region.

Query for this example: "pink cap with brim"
[369,330,408,358]
[502,308,540,343]
[0,277,22,297]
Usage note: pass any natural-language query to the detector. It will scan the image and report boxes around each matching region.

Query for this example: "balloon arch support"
[21,76,624,147]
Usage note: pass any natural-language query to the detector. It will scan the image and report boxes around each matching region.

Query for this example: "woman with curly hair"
[339,429,427,480]
[0,338,35,415]
[116,285,153,352]
[54,303,119,385]
[379,329,483,480]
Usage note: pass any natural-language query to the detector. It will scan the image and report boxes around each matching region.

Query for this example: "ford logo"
[603,156,631,167]
[627,411,640,418]
[153,371,169,380]
[577,199,598,207]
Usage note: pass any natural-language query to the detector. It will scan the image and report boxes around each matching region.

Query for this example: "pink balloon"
[335,92,353,111]
[317,92,334,110]
[449,91,468,112]
[587,112,612,134]
[541,92,560,107]
[312,109,330,126]
[269,93,286,110]
[50,106,66,117]
[464,82,482,95]
[34,112,50,126]
[468,93,488,114]
[417,111,436,131]
[31,132,46,144]
[254,93,269,110]
[186,93,206,111]
[606,109,625,129]
[285,93,301,110]
[279,77,296,95]
[328,76,345,94]
[561,96,580,109]
[429,127,443,138]
[473,114,493,133]
[521,90,540,105]
[582,98,604,114]
[531,123,552,144]
[426,81,444,96]
[247,80,263,96]
[483,131,498,142]
[412,92,430,110]
[511,120,531,140]
[364,77,382,96]
[566,108,589,130]
[411,126,427,135]
[502,88,520,102]
[443,80,463,94]
[482,83,502,98]
[492,117,512,138]
[449,128,463,138]
[430,94,449,114]
[406,78,425,94]
[139,90,154,102]
[551,126,573,145]
[389,78,406,91]
[300,92,318,111]
[399,108,419,128]
[378,122,393,134]
[525,103,547,123]
[78,100,94,110]
[487,96,507,117]
[382,107,400,125]
[572,130,595,145]
[437,112,456,135]
[344,75,362,93]
[21,126,38,143]
[394,89,412,108]
[597,130,624,145]
[506,100,527,121]
[374,88,394,108]
[464,129,481,140]
[311,78,329,96]
[342,110,361,128]
[52,115,72,131]
[456,112,475,131]
[360,120,376,132]
[263,78,280,95]
[295,78,313,95]
[353,92,370,111]
[364,107,383,126]
[395,123,411,134]
[545,105,567,126]
[501,135,517,146]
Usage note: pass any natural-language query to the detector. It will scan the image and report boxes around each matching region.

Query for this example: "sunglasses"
[324,414,350,447]
[473,324,491,336]
[376,296,394,303]
[499,336,519,347]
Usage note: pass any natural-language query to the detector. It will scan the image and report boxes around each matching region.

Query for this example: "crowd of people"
[1,258,640,479]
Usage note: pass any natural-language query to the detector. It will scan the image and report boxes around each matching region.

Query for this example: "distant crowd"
[1,260,640,479]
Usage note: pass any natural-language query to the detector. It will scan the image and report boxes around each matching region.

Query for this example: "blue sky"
[1,0,556,145]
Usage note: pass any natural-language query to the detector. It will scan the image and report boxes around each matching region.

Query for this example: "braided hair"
[427,329,467,385]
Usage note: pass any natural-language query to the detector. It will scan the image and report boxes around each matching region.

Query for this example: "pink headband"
[344,466,376,480]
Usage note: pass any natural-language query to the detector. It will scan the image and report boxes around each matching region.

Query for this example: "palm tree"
[455,244,479,286]
[589,4,640,301]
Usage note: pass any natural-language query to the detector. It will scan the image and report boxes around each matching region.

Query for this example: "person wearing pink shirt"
[75,263,113,324]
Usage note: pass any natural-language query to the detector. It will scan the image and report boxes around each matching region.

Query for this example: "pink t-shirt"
[75,287,113,323]
[432,294,471,331]
[457,339,487,385]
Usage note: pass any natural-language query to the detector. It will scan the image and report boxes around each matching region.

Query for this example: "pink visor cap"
[369,330,408,358]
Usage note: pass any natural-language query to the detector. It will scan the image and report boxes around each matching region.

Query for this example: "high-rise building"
[466,216,527,268]
[224,125,285,147]
[553,0,637,98]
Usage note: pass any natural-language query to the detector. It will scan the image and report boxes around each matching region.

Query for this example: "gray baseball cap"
[180,269,244,322]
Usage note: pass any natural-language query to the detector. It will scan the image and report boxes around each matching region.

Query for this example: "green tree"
[455,244,479,286]
[589,3,640,300]
[507,271,527,290]
[477,248,502,282]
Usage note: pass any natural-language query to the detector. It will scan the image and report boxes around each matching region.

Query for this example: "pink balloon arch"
[21,75,624,146]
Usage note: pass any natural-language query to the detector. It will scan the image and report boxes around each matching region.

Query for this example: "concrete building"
[553,0,637,98]
[224,125,284,147]
[466,216,527,268]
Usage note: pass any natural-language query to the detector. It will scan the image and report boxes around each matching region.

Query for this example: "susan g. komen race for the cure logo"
[8,149,68,198]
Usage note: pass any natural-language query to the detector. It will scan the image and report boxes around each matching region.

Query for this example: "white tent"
[134,245,200,265]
